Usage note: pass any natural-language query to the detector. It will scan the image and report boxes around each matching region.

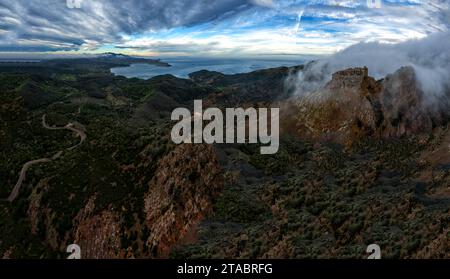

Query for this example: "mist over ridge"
[287,31,450,104]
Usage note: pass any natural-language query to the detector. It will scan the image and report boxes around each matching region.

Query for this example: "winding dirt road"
[6,114,86,202]
[41,114,86,150]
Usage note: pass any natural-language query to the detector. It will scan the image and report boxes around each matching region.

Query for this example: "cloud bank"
[287,31,450,103]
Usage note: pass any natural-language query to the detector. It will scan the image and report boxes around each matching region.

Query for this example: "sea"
[110,57,304,79]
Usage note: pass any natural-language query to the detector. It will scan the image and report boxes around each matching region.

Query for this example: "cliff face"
[379,67,434,137]
[69,144,224,259]
[283,66,445,144]
[18,133,223,259]
[143,144,223,257]
[72,196,122,259]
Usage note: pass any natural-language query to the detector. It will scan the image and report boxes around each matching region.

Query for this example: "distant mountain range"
[94,52,171,67]
[0,52,171,68]
[97,52,131,59]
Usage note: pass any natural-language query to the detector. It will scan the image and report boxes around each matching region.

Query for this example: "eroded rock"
[144,144,223,257]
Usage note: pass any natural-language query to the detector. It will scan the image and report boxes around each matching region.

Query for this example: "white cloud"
[250,0,276,8]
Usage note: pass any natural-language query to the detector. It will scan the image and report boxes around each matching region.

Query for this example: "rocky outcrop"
[144,144,223,257]
[283,66,448,144]
[72,196,122,259]
[27,179,50,235]
[283,67,381,144]
[379,67,434,137]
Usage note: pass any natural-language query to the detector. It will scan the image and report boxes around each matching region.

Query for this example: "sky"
[0,0,449,59]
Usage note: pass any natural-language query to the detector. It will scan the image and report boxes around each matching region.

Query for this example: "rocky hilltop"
[282,66,448,145]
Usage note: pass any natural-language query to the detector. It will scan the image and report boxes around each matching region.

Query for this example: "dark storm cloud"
[0,0,252,52]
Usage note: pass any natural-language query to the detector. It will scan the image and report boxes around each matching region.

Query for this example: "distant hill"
[93,52,171,67]
[0,53,171,76]
[97,52,131,59]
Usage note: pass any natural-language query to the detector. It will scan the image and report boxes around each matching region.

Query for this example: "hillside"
[0,61,448,259]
